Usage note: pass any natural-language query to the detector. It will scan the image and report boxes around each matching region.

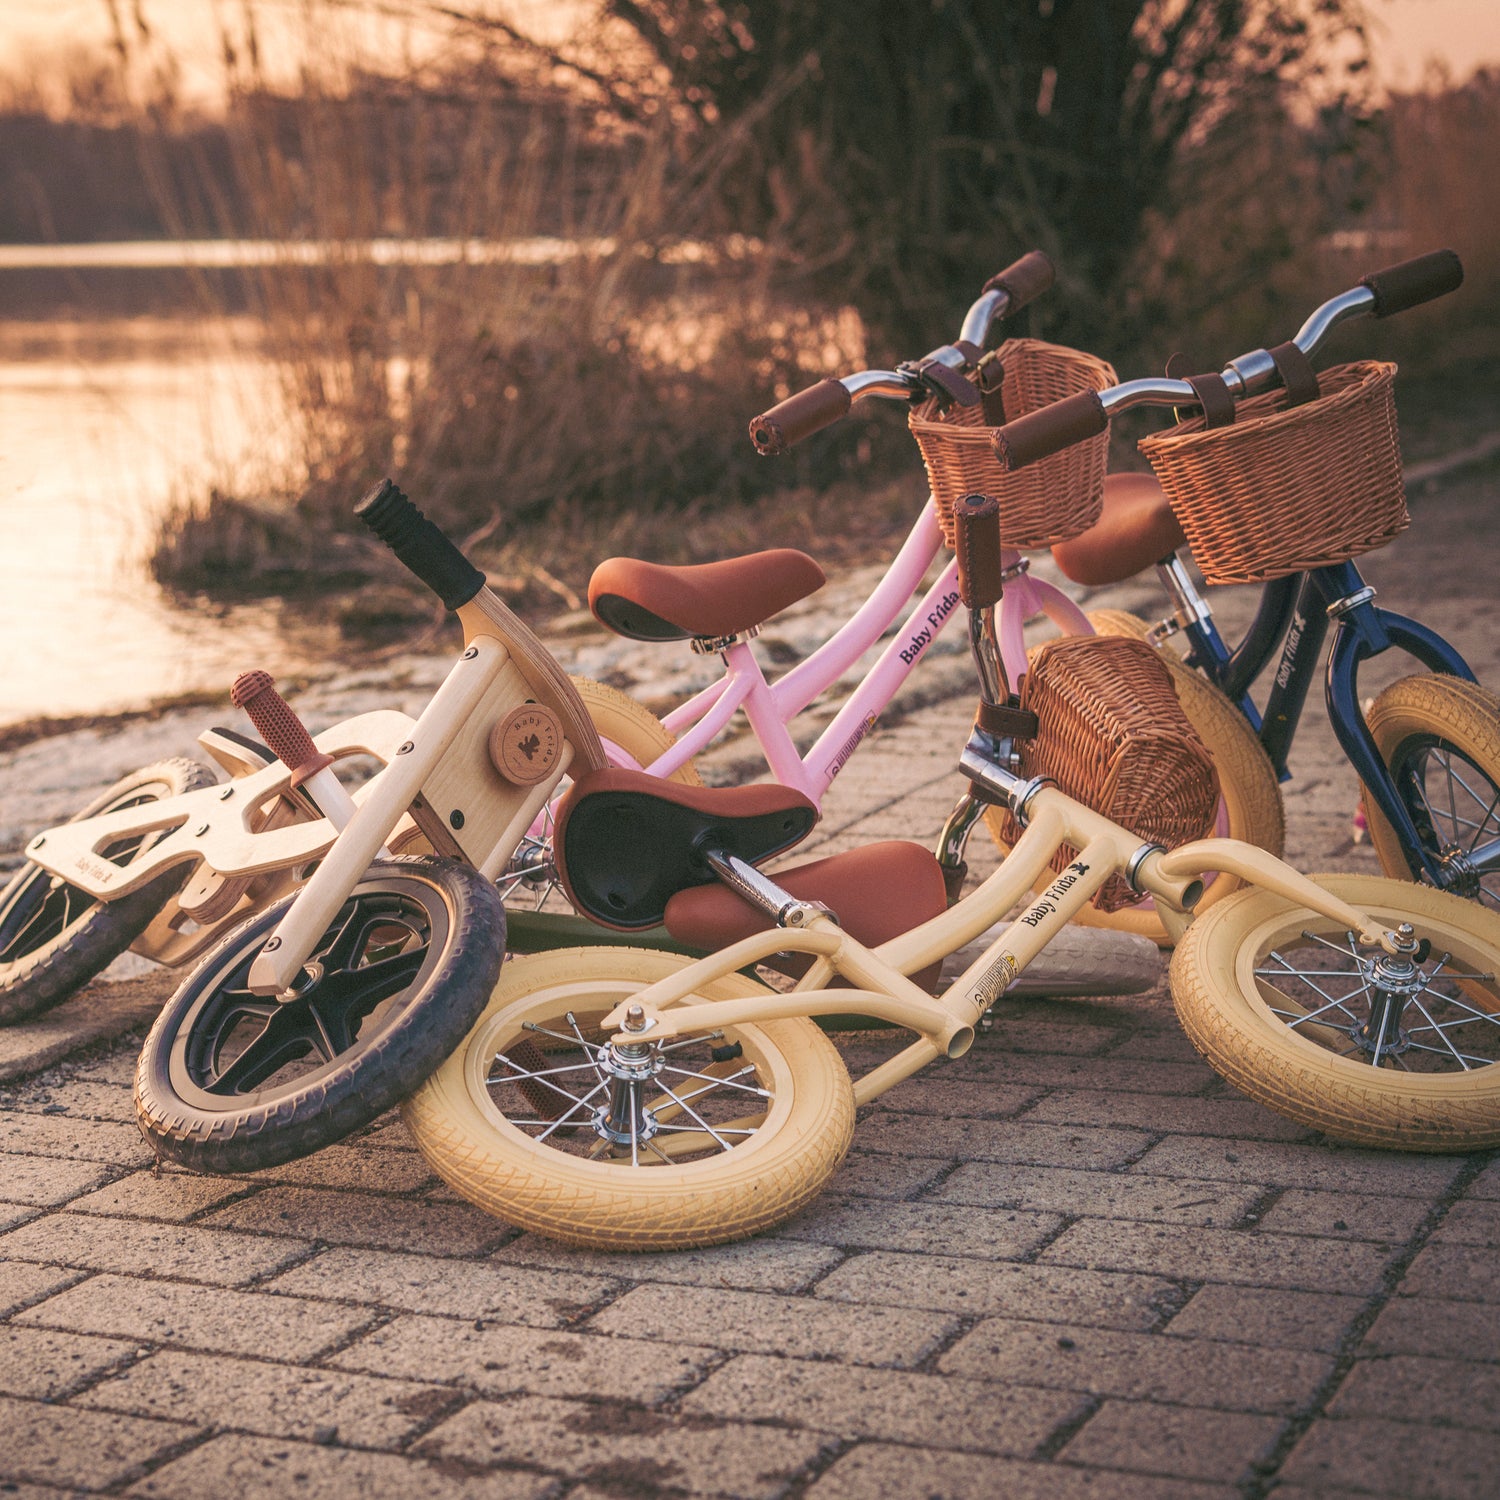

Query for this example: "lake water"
[0,316,322,728]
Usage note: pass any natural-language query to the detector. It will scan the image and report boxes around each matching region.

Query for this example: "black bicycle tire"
[135,855,505,1173]
[0,758,217,1026]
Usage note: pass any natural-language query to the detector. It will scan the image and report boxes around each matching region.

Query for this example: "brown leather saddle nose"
[588,550,827,642]
[1051,472,1187,588]
[665,840,949,991]
[553,769,819,930]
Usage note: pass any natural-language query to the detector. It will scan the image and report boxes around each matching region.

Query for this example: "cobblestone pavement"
[1,462,1498,1498]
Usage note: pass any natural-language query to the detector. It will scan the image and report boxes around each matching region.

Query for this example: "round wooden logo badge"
[488,703,563,785]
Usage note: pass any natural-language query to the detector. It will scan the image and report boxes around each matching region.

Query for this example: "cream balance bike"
[403,493,1500,1251]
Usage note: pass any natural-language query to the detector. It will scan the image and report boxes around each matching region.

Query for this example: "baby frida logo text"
[898,590,962,665]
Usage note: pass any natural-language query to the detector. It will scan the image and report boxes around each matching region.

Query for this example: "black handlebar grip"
[749,379,853,456]
[355,479,486,611]
[991,390,1108,471]
[1360,249,1463,318]
[953,493,1005,611]
[982,249,1055,310]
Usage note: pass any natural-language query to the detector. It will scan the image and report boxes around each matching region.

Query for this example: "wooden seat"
[589,550,827,641]
[1051,473,1187,587]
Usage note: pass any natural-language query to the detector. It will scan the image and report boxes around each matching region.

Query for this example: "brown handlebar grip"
[992,390,1108,471]
[982,249,1055,310]
[1360,248,1463,318]
[230,670,333,788]
[953,493,1005,610]
[749,378,853,455]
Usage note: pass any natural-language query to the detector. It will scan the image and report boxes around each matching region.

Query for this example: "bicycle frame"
[593,772,1403,1107]
[1152,555,1477,884]
[617,497,1090,807]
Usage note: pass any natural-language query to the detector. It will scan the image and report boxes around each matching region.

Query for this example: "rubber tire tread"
[0,758,217,1025]
[403,946,855,1250]
[570,676,703,786]
[1361,673,1500,896]
[983,609,1285,946]
[135,856,506,1174]
[1171,873,1500,1149]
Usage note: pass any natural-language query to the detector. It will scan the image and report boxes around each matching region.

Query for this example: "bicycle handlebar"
[748,249,1054,456]
[355,478,487,610]
[990,248,1464,470]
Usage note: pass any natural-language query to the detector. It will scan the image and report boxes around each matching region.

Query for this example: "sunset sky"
[1,0,1498,104]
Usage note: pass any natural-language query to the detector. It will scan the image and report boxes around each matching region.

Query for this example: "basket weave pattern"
[908,338,1116,550]
[999,635,1220,912]
[1138,360,1408,586]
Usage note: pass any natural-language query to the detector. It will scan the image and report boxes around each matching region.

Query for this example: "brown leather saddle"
[1051,472,1186,587]
[588,550,827,642]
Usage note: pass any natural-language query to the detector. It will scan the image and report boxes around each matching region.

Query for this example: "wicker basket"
[1138,360,1408,586]
[997,634,1220,912]
[908,338,1116,550]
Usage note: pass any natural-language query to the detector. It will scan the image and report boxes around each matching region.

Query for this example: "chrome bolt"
[623,1004,647,1032]
[219,786,235,800]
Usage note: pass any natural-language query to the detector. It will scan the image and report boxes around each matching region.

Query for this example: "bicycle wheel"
[0,758,217,1025]
[1362,674,1500,911]
[1171,873,1500,1149]
[495,676,702,912]
[983,610,1285,946]
[402,946,855,1249]
[136,856,505,1173]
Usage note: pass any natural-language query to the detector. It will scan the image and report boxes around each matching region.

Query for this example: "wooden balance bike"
[7,481,611,1169]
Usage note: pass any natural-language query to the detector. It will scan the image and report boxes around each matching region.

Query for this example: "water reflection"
[0,319,327,728]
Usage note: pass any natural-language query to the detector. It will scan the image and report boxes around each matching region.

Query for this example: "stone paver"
[133,1433,554,1500]
[932,1161,1264,1227]
[587,1282,957,1367]
[0,1152,114,1207]
[805,1443,1235,1499]
[0,1325,138,1399]
[1280,1416,1500,1498]
[77,1347,455,1448]
[0,1394,195,1489]
[680,1353,1084,1457]
[265,1244,618,1325]
[332,1314,716,1403]
[3,462,1500,1497]
[937,1318,1332,1413]
[1057,1399,1285,1483]
[15,1273,375,1360]
[200,1185,508,1256]
[0,1211,312,1286]
[417,1394,832,1498]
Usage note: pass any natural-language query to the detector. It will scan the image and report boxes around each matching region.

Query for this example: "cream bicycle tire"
[1360,673,1500,911]
[1170,874,1500,1149]
[571,676,703,786]
[983,609,1285,946]
[402,947,855,1250]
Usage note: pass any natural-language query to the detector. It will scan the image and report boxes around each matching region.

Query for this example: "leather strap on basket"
[976,353,1007,426]
[977,696,1039,740]
[1184,372,1235,429]
[1267,340,1321,407]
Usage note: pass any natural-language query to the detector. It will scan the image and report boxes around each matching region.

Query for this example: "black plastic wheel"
[134,856,506,1173]
[0,758,217,1026]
